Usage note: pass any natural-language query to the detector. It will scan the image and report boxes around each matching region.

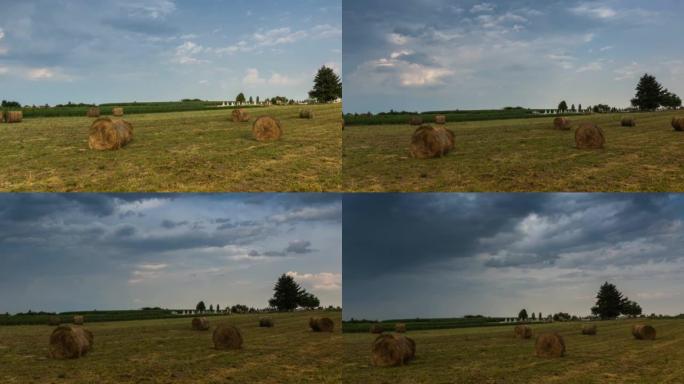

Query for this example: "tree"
[299,292,320,309]
[256,96,260,104]
[631,73,664,110]
[571,104,575,112]
[269,274,305,311]
[661,90,682,109]
[531,312,536,320]
[578,104,582,112]
[518,309,528,321]
[216,304,221,312]
[539,312,543,321]
[622,300,643,317]
[591,282,625,319]
[558,100,568,113]
[309,66,342,103]
[249,96,254,104]
[196,301,206,313]
[236,92,246,104]
[209,304,214,312]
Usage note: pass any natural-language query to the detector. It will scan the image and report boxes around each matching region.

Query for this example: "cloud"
[286,271,341,290]
[173,41,208,64]
[569,3,617,19]
[253,27,307,46]
[270,204,342,224]
[471,2,496,13]
[27,68,55,80]
[284,240,313,254]
[121,0,177,19]
[614,62,641,81]
[576,61,603,73]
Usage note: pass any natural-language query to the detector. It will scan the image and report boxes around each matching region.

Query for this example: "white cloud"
[576,61,603,73]
[0,67,8,75]
[242,68,266,85]
[471,2,496,13]
[138,263,168,271]
[614,62,641,81]
[388,33,409,45]
[27,68,55,80]
[286,271,341,291]
[173,41,208,64]
[399,64,454,86]
[253,27,307,46]
[570,3,617,19]
[0,28,4,40]
[123,0,176,19]
[311,24,341,39]
[270,205,341,223]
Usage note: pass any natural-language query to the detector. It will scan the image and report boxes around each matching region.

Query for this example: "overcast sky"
[343,0,684,113]
[0,194,341,314]
[343,194,684,320]
[0,0,341,105]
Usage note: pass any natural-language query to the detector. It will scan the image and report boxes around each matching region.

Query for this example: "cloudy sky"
[0,194,341,314]
[0,0,341,105]
[343,0,684,113]
[344,194,684,320]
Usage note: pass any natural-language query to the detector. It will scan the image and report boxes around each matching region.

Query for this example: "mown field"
[343,110,684,192]
[0,104,341,192]
[0,310,341,384]
[343,317,505,333]
[343,318,684,384]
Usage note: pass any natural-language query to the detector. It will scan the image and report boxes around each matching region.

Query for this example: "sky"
[0,0,341,105]
[0,193,341,314]
[343,194,684,320]
[343,0,684,113]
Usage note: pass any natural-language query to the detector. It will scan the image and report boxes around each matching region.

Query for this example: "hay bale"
[395,323,407,333]
[575,122,605,149]
[409,116,423,126]
[309,317,334,333]
[299,110,314,119]
[112,107,124,116]
[370,324,384,334]
[73,315,84,325]
[553,117,571,130]
[581,324,597,335]
[259,318,274,328]
[6,111,22,123]
[49,325,94,359]
[47,316,62,326]
[213,324,243,350]
[410,125,455,159]
[232,108,250,122]
[514,325,532,339]
[535,333,565,358]
[0,111,4,123]
[192,317,210,331]
[371,334,416,367]
[672,117,684,131]
[632,324,656,340]
[435,115,446,124]
[621,117,636,127]
[87,107,100,118]
[88,118,134,150]
[252,116,283,141]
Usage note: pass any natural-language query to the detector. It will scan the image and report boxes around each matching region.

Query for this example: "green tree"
[661,90,682,109]
[631,73,664,110]
[249,96,254,104]
[209,304,214,312]
[236,92,246,104]
[578,104,582,112]
[591,282,625,319]
[518,309,528,321]
[196,301,206,313]
[558,100,568,113]
[216,304,221,312]
[256,96,260,104]
[571,104,575,112]
[622,300,642,317]
[269,274,305,311]
[308,66,342,103]
[299,292,320,309]
[539,312,543,321]
[531,312,536,320]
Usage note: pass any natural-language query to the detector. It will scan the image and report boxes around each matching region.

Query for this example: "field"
[343,317,505,333]
[343,318,684,384]
[343,110,684,192]
[0,310,341,384]
[0,104,341,192]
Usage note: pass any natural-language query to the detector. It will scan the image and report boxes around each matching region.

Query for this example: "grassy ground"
[0,104,341,192]
[343,318,684,384]
[343,110,684,192]
[0,310,341,384]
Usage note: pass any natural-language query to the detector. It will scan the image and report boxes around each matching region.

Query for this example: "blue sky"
[0,194,341,314]
[0,0,341,105]
[343,0,684,113]
[344,194,684,320]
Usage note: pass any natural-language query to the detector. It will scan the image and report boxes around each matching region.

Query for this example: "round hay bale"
[620,117,636,127]
[632,324,656,340]
[341,118,345,131]
[410,124,455,159]
[73,315,84,325]
[309,317,334,333]
[535,333,565,358]
[514,325,532,339]
[6,111,23,123]
[435,115,446,124]
[232,108,250,122]
[581,324,597,335]
[575,122,605,149]
[370,324,384,334]
[49,325,94,359]
[299,110,314,119]
[112,107,124,116]
[395,323,407,333]
[192,317,210,331]
[252,116,283,142]
[553,117,571,130]
[47,316,62,326]
[212,324,243,350]
[259,318,274,328]
[371,334,416,367]
[0,111,4,123]
[87,107,100,118]
[672,117,684,131]
[88,118,134,150]
[409,116,423,126]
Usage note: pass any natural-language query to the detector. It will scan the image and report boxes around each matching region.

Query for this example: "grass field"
[343,317,505,333]
[0,310,341,384]
[343,110,684,192]
[343,318,684,384]
[0,104,341,192]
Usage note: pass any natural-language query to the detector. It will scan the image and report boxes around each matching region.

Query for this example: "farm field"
[0,310,342,384]
[343,318,684,384]
[342,110,684,192]
[0,104,341,192]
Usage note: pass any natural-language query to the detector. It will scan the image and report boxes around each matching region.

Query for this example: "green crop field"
[343,110,684,192]
[343,318,684,384]
[0,310,341,384]
[343,317,505,333]
[0,104,341,192]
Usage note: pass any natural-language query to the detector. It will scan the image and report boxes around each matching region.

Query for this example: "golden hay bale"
[192,317,210,331]
[581,324,597,335]
[395,323,407,333]
[213,324,243,350]
[232,108,250,122]
[553,117,571,130]
[410,125,455,159]
[0,111,4,123]
[88,118,134,150]
[341,118,345,131]
[112,107,124,116]
[49,326,94,359]
[535,333,565,358]
[632,324,656,340]
[370,324,384,334]
[409,116,423,126]
[47,316,62,326]
[87,107,100,118]
[621,117,636,127]
[575,122,605,149]
[73,315,84,325]
[672,117,684,131]
[6,111,23,123]
[309,317,335,332]
[259,318,274,328]
[371,334,416,367]
[252,116,283,141]
[435,115,446,124]
[299,110,314,119]
[514,325,532,339]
